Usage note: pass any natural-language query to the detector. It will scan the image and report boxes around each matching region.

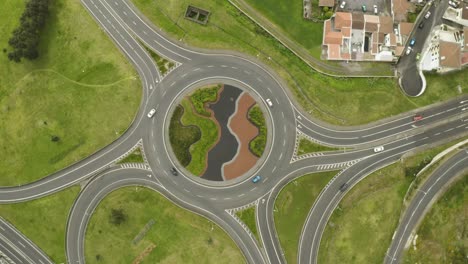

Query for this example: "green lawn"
[0,187,80,263]
[403,174,467,264]
[131,0,465,125]
[180,99,219,176]
[235,206,260,244]
[274,171,337,263]
[247,105,267,157]
[117,148,144,164]
[0,0,141,186]
[85,187,244,264]
[318,140,465,264]
[296,138,339,155]
[169,105,201,167]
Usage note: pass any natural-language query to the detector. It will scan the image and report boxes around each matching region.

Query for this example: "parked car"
[448,0,458,8]
[362,5,367,12]
[252,175,261,183]
[373,5,378,14]
[374,146,385,153]
[339,183,349,192]
[418,21,425,29]
[170,167,178,176]
[266,98,273,107]
[424,11,431,19]
[147,108,156,118]
[413,114,423,121]
[409,38,416,47]
[340,1,346,8]
[406,47,412,55]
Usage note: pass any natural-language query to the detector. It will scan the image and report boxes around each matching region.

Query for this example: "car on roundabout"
[170,167,178,176]
[251,175,261,183]
[147,108,156,118]
[266,98,273,107]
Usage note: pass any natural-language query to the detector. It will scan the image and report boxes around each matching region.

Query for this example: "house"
[391,0,411,22]
[439,41,461,70]
[443,4,468,27]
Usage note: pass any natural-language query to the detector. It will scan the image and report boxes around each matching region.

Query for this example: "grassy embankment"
[296,138,339,155]
[318,139,467,264]
[137,40,175,75]
[0,187,80,263]
[0,0,141,186]
[132,0,465,125]
[247,105,267,157]
[235,206,260,244]
[117,148,145,164]
[85,187,244,263]
[274,171,337,263]
[403,174,467,263]
[169,105,201,167]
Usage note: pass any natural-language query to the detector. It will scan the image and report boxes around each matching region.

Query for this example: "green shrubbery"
[138,40,175,74]
[189,85,221,117]
[248,105,267,157]
[169,105,201,167]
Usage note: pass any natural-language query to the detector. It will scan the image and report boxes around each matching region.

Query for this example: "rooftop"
[335,12,352,29]
[319,0,335,7]
[439,41,461,69]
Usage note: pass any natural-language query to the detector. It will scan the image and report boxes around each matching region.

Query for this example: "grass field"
[318,140,465,264]
[0,187,80,262]
[274,171,337,263]
[169,105,201,167]
[180,99,219,175]
[117,148,144,164]
[235,206,260,244]
[131,0,464,126]
[247,105,267,157]
[403,174,467,264]
[0,0,141,186]
[85,187,244,263]
[296,138,339,155]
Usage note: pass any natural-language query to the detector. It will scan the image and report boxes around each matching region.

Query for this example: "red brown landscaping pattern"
[223,92,259,180]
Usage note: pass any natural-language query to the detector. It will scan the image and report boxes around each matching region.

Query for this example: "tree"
[110,208,127,225]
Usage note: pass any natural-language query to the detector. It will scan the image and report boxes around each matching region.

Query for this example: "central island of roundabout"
[168,83,269,182]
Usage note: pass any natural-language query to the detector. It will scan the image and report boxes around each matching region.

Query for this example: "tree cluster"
[7,0,50,62]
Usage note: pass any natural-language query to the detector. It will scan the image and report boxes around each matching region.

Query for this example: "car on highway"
[405,47,412,55]
[340,1,346,8]
[170,167,178,176]
[147,108,156,118]
[252,175,261,183]
[418,21,425,29]
[424,11,431,19]
[266,98,273,107]
[362,5,367,12]
[339,183,349,192]
[413,114,423,121]
[409,38,416,47]
[373,5,378,14]
[374,146,385,152]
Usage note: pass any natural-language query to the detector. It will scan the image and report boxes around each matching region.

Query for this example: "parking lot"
[337,0,391,16]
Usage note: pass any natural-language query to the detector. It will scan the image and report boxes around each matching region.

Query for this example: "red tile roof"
[335,12,352,29]
[439,41,461,69]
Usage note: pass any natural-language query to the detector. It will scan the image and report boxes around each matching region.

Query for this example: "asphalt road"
[398,0,448,96]
[384,149,468,264]
[0,0,467,263]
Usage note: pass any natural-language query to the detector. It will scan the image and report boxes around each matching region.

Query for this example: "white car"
[424,11,431,19]
[374,146,384,153]
[147,108,156,118]
[448,0,458,8]
[373,5,378,14]
[406,47,412,55]
[266,98,273,107]
[340,1,346,9]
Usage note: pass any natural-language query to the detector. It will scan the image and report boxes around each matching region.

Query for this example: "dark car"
[339,183,349,192]
[418,21,425,29]
[170,167,178,176]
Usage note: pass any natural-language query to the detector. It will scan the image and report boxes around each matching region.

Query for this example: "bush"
[248,105,267,157]
[169,105,201,166]
[109,208,127,226]
[189,85,220,117]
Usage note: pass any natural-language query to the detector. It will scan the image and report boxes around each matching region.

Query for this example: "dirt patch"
[223,92,260,180]
[132,243,156,264]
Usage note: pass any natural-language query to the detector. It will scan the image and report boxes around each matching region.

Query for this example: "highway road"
[0,0,467,263]
[384,149,468,264]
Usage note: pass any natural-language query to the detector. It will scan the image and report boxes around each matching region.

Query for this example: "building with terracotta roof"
[364,15,380,32]
[391,0,410,22]
[335,12,352,29]
[352,13,365,30]
[464,27,468,51]
[379,16,394,34]
[439,41,461,70]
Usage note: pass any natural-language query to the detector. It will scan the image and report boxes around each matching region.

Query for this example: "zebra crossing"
[316,159,361,171]
[120,163,151,171]
[291,129,333,163]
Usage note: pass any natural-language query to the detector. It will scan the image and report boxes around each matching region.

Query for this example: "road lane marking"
[272,166,277,173]
[170,81,175,87]
[184,188,190,193]
[279,153,283,160]
[18,241,26,248]
[123,11,127,16]
[238,193,245,197]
